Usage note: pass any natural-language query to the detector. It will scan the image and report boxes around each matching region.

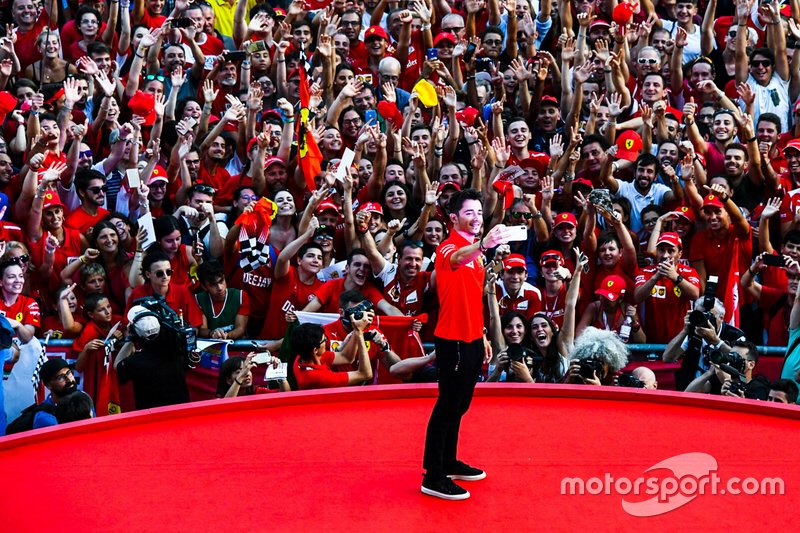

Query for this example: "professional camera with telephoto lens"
[702,347,746,373]
[617,373,646,388]
[131,296,197,360]
[579,356,605,380]
[689,309,717,329]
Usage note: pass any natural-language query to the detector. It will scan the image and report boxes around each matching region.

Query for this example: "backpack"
[5,402,57,435]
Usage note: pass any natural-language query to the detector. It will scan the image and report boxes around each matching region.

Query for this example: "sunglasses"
[315,233,334,241]
[9,254,29,265]
[144,74,166,82]
[87,185,108,194]
[637,58,658,65]
[154,268,173,278]
[510,212,534,220]
[240,194,259,202]
[751,59,772,68]
[194,184,216,196]
[540,254,562,264]
[79,150,93,159]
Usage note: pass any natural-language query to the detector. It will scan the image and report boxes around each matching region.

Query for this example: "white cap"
[127,305,161,340]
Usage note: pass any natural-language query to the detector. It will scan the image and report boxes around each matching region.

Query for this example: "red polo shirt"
[294,350,349,390]
[434,231,484,342]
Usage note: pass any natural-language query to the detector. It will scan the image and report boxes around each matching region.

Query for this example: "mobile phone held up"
[426,47,438,61]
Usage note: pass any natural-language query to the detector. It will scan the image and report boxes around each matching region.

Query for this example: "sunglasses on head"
[637,58,658,65]
[510,212,534,220]
[751,59,772,68]
[87,185,108,194]
[144,74,166,82]
[541,253,561,264]
[154,268,173,278]
[195,184,216,196]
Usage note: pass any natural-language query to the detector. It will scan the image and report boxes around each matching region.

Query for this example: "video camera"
[130,296,198,364]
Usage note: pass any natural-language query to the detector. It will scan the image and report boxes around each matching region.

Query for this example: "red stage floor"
[1,384,798,532]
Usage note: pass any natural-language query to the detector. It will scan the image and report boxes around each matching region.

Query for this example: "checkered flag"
[238,225,272,272]
[31,332,50,392]
[299,42,312,78]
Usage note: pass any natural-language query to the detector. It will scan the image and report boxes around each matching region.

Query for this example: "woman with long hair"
[215,353,289,398]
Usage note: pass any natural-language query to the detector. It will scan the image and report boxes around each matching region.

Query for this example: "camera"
[617,373,646,388]
[689,309,716,329]
[579,356,605,380]
[702,347,745,373]
[130,296,197,363]
[171,17,193,28]
[727,379,747,397]
[342,300,374,329]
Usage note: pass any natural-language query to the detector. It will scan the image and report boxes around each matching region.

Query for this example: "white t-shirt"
[747,73,791,133]
[615,180,672,233]
[661,21,713,65]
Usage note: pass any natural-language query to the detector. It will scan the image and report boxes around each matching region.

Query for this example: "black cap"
[314,225,336,239]
[39,358,71,384]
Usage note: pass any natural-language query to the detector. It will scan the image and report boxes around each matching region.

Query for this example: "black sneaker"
[446,461,487,481]
[421,474,470,500]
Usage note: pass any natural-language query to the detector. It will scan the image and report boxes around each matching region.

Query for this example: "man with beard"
[723,142,765,212]
[195,104,242,196]
[340,9,367,64]
[603,153,683,232]
[303,248,402,315]
[66,169,109,235]
[261,222,325,341]
[577,134,610,187]
[634,232,701,344]
[32,358,81,429]
[756,113,788,177]
[206,58,239,117]
[685,106,739,179]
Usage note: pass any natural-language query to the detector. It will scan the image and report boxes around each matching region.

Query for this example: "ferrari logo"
[674,286,682,297]
[607,280,614,288]
[625,139,634,149]
[708,194,715,200]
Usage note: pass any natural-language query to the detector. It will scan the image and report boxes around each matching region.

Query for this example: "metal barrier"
[40,339,789,357]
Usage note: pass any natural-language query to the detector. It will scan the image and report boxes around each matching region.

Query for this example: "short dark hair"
[339,289,367,308]
[783,230,800,246]
[749,47,775,65]
[84,292,109,314]
[447,187,483,216]
[481,25,504,40]
[87,41,112,57]
[731,340,759,363]
[142,250,171,274]
[347,248,368,264]
[636,153,661,175]
[197,260,225,285]
[298,242,323,261]
[291,323,325,361]
[74,168,106,194]
[770,379,799,403]
[54,391,94,424]
[641,71,666,87]
[597,229,621,250]
[581,134,611,151]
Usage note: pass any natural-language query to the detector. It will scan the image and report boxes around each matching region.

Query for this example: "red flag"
[375,314,429,385]
[723,239,741,326]
[297,68,323,192]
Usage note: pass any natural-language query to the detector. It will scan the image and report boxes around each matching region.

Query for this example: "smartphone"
[171,17,193,28]
[507,225,529,242]
[224,51,247,61]
[126,168,141,189]
[252,351,273,365]
[355,73,373,85]
[464,42,477,63]
[762,254,786,267]
[364,109,377,125]
[185,117,198,130]
[248,40,268,53]
[426,47,438,60]
[475,57,493,72]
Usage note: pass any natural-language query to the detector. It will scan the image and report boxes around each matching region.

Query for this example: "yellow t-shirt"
[210,0,257,39]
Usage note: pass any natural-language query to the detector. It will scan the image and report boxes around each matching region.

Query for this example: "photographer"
[292,321,373,391]
[663,296,745,389]
[685,340,759,396]
[114,303,199,410]
[565,327,630,386]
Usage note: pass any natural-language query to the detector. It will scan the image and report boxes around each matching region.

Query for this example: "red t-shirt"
[223,237,275,318]
[39,313,83,340]
[126,283,204,328]
[377,263,433,317]
[689,225,752,304]
[293,350,349,390]
[139,11,167,30]
[65,206,110,235]
[196,162,234,207]
[760,286,790,346]
[324,319,381,376]
[496,281,543,321]
[260,266,323,340]
[434,231,484,342]
[635,264,701,344]
[310,278,384,314]
[0,295,40,327]
[16,11,53,70]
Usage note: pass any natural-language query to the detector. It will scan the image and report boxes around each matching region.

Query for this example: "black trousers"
[422,336,484,478]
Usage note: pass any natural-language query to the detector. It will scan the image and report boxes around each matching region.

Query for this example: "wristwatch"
[674,274,684,285]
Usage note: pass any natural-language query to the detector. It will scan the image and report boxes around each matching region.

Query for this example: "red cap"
[503,254,527,271]
[377,100,404,129]
[438,182,460,193]
[148,165,168,184]
[358,202,384,216]
[364,26,389,42]
[672,205,695,222]
[573,177,594,190]
[783,140,800,154]
[0,91,16,120]
[264,156,285,168]
[539,250,565,267]
[541,95,559,107]
[433,32,457,47]
[554,212,577,228]
[702,194,725,210]
[247,137,259,153]
[42,190,64,211]
[316,200,341,214]
[595,275,627,302]
[273,7,287,17]
[590,19,612,29]
[128,91,156,126]
[456,106,479,127]
[261,109,282,123]
[656,231,682,249]
[616,130,643,162]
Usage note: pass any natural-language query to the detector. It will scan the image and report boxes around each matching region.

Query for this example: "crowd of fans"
[3,0,800,434]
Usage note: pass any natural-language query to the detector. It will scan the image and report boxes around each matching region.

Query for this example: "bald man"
[632,366,658,389]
